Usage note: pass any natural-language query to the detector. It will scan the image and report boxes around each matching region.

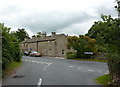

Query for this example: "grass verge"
[95,74,112,86]
[2,61,22,78]
[68,58,107,62]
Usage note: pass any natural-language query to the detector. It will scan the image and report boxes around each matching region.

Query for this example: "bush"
[76,51,91,59]
[1,23,21,70]
[66,52,92,59]
[66,52,76,59]
[108,53,120,86]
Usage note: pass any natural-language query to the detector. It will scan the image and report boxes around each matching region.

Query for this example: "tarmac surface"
[2,56,109,86]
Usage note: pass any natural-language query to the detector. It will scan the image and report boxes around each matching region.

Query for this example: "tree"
[36,32,42,37]
[86,15,120,52]
[1,23,21,70]
[86,7,120,85]
[67,36,79,49]
[12,28,30,42]
[67,35,97,58]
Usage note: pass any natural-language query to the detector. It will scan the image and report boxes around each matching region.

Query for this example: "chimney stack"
[51,32,56,36]
[41,32,47,37]
[32,35,36,39]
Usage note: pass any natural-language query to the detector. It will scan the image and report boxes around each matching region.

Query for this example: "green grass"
[3,61,22,77]
[96,74,112,86]
[68,58,107,62]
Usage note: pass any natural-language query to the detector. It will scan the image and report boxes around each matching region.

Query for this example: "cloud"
[0,0,117,37]
[57,19,97,35]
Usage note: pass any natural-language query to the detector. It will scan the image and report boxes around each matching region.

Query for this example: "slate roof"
[21,34,66,44]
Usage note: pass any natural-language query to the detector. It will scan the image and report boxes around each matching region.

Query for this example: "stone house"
[20,32,73,57]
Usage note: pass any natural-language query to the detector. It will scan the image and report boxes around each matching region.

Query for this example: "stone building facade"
[20,32,73,57]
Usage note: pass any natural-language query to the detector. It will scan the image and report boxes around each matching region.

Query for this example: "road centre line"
[43,63,52,71]
[37,78,42,87]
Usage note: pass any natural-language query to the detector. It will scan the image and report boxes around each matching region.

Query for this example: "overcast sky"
[0,0,118,37]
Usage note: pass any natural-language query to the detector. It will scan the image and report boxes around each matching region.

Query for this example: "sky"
[0,0,118,37]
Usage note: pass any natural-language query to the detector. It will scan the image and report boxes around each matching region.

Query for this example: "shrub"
[66,52,76,59]
[108,53,120,86]
[76,51,92,59]
[1,23,21,70]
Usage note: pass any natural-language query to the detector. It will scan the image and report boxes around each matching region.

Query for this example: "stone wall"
[93,52,108,60]
[54,34,68,57]
[38,40,56,56]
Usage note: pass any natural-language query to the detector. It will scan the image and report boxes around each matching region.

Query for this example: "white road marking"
[107,71,109,73]
[68,66,74,68]
[22,59,51,64]
[37,78,42,87]
[105,73,108,74]
[78,68,82,69]
[25,60,28,61]
[55,57,65,59]
[105,72,109,74]
[32,61,36,62]
[42,62,46,64]
[46,62,49,64]
[88,69,94,72]
[43,63,52,71]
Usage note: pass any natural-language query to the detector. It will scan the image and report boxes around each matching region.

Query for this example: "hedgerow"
[1,23,21,70]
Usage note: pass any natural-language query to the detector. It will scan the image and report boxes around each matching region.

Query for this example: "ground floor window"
[62,50,64,54]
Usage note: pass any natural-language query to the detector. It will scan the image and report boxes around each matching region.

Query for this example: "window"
[62,50,64,54]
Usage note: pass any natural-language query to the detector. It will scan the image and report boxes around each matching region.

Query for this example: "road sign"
[84,52,93,55]
[84,52,94,59]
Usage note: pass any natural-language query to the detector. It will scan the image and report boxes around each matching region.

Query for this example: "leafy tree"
[36,32,42,37]
[12,28,30,42]
[67,35,97,58]
[86,3,120,85]
[1,23,21,70]
[86,15,120,52]
[67,36,79,49]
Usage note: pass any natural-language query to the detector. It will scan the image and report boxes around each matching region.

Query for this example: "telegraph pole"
[117,0,120,28]
[117,0,120,18]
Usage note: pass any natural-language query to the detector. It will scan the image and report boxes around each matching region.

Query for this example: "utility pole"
[116,0,120,28]
[117,0,120,18]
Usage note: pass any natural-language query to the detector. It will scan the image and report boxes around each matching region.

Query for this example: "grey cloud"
[0,1,117,36]
[15,10,99,34]
[0,5,22,15]
[96,4,117,17]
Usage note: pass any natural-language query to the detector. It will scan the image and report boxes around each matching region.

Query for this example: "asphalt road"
[3,56,109,86]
